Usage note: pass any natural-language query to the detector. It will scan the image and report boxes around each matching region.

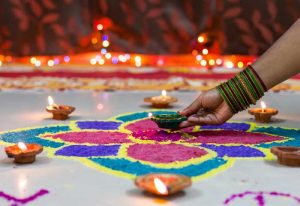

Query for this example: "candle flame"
[154,178,168,195]
[17,142,27,152]
[48,96,54,106]
[48,96,58,108]
[148,112,153,118]
[261,101,266,112]
[161,90,167,96]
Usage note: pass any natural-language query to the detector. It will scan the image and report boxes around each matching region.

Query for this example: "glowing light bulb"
[208,59,215,66]
[198,35,205,43]
[35,60,41,67]
[216,58,222,65]
[47,60,54,67]
[202,48,208,55]
[225,61,234,68]
[30,57,37,64]
[90,58,97,65]
[91,37,98,44]
[98,59,105,65]
[102,40,110,47]
[200,59,207,66]
[97,24,103,31]
[237,61,244,68]
[105,53,111,59]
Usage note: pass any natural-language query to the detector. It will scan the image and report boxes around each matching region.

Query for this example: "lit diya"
[248,101,278,123]
[5,142,43,164]
[150,113,187,129]
[46,96,75,120]
[144,90,177,108]
[271,146,300,167]
[135,173,192,196]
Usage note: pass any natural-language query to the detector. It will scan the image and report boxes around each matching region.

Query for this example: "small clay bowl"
[151,113,187,129]
[144,96,177,108]
[46,105,75,120]
[248,108,278,123]
[135,173,192,196]
[5,144,43,164]
[271,146,300,167]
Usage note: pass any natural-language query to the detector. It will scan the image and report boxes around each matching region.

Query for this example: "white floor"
[0,90,299,206]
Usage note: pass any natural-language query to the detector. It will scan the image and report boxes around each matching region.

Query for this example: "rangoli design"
[0,189,49,206]
[0,111,299,181]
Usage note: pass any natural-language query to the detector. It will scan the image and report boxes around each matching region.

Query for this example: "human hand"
[178,88,233,128]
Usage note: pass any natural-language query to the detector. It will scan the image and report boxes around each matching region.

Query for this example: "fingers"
[178,96,202,117]
[187,114,223,125]
[178,121,196,129]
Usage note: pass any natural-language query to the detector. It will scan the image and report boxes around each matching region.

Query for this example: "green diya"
[151,113,187,129]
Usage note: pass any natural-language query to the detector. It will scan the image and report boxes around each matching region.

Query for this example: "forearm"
[253,18,300,89]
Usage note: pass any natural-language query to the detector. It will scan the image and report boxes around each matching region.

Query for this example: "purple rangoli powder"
[49,131,130,144]
[188,130,284,144]
[76,121,121,130]
[224,191,300,206]
[0,189,49,206]
[127,143,207,163]
[55,145,120,157]
[201,144,265,157]
[132,130,182,141]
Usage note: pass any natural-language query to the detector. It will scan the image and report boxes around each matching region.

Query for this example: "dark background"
[0,0,300,56]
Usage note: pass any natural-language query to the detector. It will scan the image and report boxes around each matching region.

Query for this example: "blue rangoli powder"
[201,144,265,157]
[254,127,300,148]
[89,157,227,177]
[0,125,69,148]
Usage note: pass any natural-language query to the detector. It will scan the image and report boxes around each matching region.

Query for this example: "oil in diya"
[135,173,192,196]
[248,101,278,123]
[5,142,43,164]
[144,90,177,108]
[46,96,75,120]
[271,146,300,167]
[150,113,187,130]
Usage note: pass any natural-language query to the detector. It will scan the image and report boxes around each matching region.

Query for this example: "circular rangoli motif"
[0,111,299,181]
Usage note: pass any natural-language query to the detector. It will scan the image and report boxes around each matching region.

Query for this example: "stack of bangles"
[217,65,268,114]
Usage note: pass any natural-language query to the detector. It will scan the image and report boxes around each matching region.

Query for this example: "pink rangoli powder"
[127,143,207,163]
[49,131,130,144]
[125,119,159,132]
[188,130,284,144]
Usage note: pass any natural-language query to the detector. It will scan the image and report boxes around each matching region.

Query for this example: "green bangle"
[217,84,237,113]
[227,80,248,109]
[245,68,264,96]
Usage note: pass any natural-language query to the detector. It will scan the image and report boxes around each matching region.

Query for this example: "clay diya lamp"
[135,173,192,196]
[248,101,278,123]
[5,142,43,164]
[151,113,187,129]
[271,146,300,167]
[46,96,75,120]
[144,90,177,108]
[272,83,291,93]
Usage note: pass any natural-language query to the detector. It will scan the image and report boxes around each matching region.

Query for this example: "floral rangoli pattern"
[0,111,299,181]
